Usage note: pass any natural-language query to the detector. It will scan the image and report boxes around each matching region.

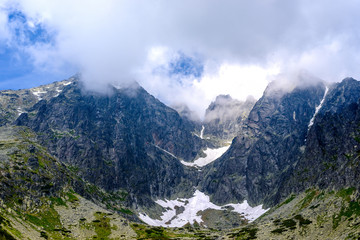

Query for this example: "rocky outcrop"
[16,79,203,204]
[0,126,72,209]
[280,78,360,198]
[203,95,256,142]
[0,78,74,126]
[0,125,131,211]
[200,80,327,206]
[0,126,136,239]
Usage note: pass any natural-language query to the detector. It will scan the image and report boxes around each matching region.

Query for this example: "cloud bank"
[1,0,360,116]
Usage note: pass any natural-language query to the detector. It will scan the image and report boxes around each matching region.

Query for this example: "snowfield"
[139,190,269,227]
[154,143,229,168]
[181,146,230,168]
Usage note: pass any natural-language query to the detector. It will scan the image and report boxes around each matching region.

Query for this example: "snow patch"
[154,144,229,168]
[200,125,205,139]
[154,145,178,159]
[181,146,229,168]
[16,107,26,116]
[139,190,268,227]
[32,90,47,100]
[63,81,72,86]
[308,86,328,129]
[53,87,62,97]
[226,201,269,222]
[55,87,62,93]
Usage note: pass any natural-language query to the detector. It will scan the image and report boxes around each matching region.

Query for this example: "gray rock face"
[16,79,203,205]
[203,95,256,142]
[0,78,74,126]
[280,78,360,198]
[0,126,84,210]
[200,81,327,206]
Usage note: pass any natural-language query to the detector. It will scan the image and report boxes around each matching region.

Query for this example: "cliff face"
[200,81,327,206]
[15,80,203,204]
[280,78,360,197]
[0,126,75,209]
[0,78,74,126]
[203,95,256,142]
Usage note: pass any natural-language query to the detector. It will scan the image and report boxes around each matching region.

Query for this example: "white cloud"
[194,64,280,101]
[137,50,280,118]
[2,0,360,114]
[0,10,9,43]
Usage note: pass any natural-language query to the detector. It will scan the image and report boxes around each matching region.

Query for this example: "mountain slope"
[2,76,360,237]
[0,78,74,126]
[15,79,203,206]
[200,80,327,206]
[280,78,360,197]
[0,125,136,239]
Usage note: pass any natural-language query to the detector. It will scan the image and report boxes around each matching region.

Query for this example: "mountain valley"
[0,76,360,239]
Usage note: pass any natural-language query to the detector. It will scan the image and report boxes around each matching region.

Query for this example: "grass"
[228,227,258,240]
[283,194,296,204]
[132,224,171,240]
[333,200,360,229]
[131,224,209,240]
[282,219,296,229]
[66,192,79,203]
[294,214,312,227]
[300,190,318,209]
[271,215,310,235]
[258,194,297,220]
[92,212,115,240]
[0,227,16,240]
[336,187,355,202]
[271,228,286,234]
[50,197,67,207]
[67,165,79,173]
[80,212,118,239]
[0,214,16,240]
[25,208,62,231]
[119,208,133,215]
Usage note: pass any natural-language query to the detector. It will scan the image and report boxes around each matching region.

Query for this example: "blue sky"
[168,53,203,78]
[0,7,203,90]
[0,9,75,90]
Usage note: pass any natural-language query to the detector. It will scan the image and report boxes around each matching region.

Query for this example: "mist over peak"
[205,94,256,123]
[264,70,326,98]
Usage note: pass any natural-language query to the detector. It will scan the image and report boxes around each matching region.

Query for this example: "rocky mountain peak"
[202,94,256,143]
[200,79,328,206]
[263,72,324,98]
[0,77,76,127]
[15,78,205,205]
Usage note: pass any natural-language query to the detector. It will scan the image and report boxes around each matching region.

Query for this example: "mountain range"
[0,75,360,239]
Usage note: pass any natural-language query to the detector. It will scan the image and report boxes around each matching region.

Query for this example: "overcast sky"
[1,0,360,117]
